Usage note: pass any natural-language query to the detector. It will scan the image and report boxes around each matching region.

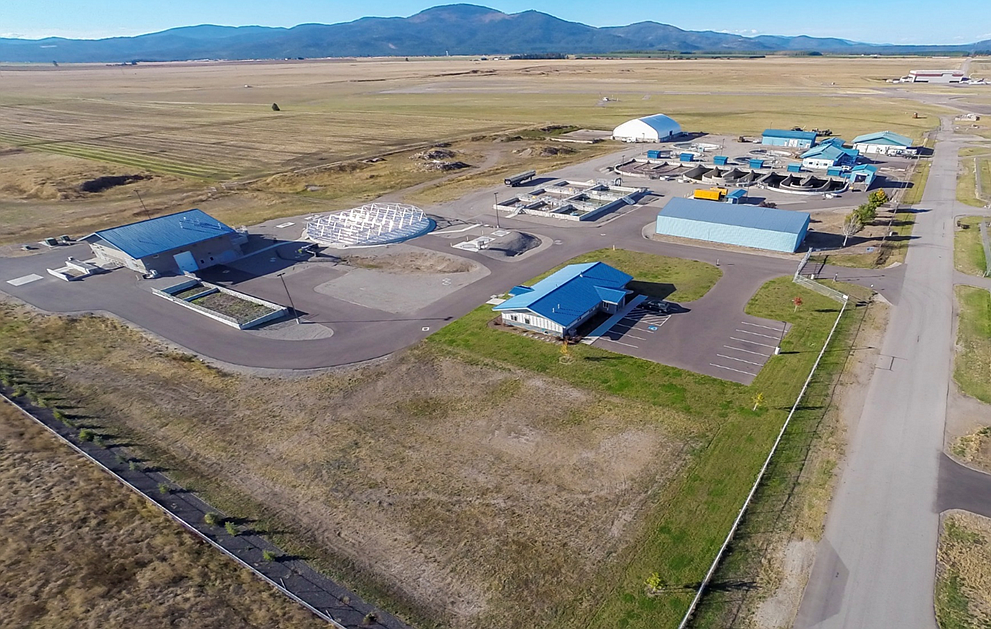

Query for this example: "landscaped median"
[954,217,991,278]
[953,286,991,405]
[935,510,991,628]
[429,254,863,629]
[154,279,287,329]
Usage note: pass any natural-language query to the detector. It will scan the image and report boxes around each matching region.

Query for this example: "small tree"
[792,296,804,312]
[225,521,237,536]
[262,549,277,562]
[855,203,877,225]
[78,428,94,442]
[204,512,220,526]
[869,189,889,206]
[158,482,171,495]
[841,212,863,247]
[752,392,764,412]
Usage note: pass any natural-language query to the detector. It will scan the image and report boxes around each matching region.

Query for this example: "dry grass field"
[0,304,689,629]
[0,402,326,629]
[936,511,991,629]
[0,56,950,243]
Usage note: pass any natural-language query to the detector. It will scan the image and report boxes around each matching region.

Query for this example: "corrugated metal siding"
[656,215,807,253]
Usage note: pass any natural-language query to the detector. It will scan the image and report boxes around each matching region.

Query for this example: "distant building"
[83,209,245,276]
[852,131,914,155]
[493,262,632,338]
[801,138,859,170]
[612,114,682,143]
[655,198,810,253]
[761,129,818,149]
[905,70,964,84]
[848,164,878,189]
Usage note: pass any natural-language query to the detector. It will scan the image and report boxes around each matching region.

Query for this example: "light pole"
[277,272,300,324]
[493,192,501,229]
[775,320,786,355]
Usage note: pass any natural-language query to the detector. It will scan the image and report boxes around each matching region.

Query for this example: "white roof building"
[612,114,682,143]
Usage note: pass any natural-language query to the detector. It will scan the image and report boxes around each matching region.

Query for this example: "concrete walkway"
[0,388,410,629]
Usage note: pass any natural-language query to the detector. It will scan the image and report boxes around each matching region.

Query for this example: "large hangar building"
[612,114,682,143]
[655,198,810,253]
[84,209,245,276]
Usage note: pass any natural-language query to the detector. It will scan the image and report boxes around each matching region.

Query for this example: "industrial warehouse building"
[612,114,682,143]
[83,209,245,276]
[655,198,810,253]
[801,138,859,169]
[494,262,632,338]
[852,131,914,155]
[762,129,818,149]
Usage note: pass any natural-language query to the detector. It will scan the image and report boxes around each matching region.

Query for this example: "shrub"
[78,429,94,442]
[52,409,65,421]
[129,461,140,472]
[262,549,277,562]
[92,435,106,448]
[12,386,26,398]
[204,512,220,526]
[362,613,378,626]
[158,482,171,495]
[854,203,877,225]
[225,521,237,536]
[115,454,127,465]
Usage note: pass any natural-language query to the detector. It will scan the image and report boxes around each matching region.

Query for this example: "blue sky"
[2,0,989,45]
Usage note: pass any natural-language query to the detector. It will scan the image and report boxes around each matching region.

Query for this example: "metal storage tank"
[655,198,810,253]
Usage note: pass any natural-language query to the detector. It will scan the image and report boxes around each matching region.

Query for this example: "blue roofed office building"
[762,129,818,149]
[655,198,810,253]
[494,262,632,338]
[801,138,859,170]
[83,209,246,276]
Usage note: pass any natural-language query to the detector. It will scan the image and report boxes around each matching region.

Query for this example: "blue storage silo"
[714,155,729,166]
[679,153,694,162]
[787,163,803,173]
[748,158,765,169]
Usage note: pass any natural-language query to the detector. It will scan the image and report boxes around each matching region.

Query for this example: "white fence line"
[677,292,850,629]
[0,391,345,629]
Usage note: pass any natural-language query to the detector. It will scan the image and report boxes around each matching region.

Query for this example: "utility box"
[647,150,661,159]
[713,155,729,166]
[748,158,765,169]
[679,152,694,162]
[787,163,803,173]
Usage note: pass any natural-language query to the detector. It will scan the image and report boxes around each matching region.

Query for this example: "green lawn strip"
[954,217,990,277]
[429,270,850,629]
[523,249,723,303]
[953,286,991,405]
[901,159,932,206]
[934,512,991,629]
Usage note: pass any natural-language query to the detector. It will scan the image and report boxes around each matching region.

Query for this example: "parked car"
[640,299,675,314]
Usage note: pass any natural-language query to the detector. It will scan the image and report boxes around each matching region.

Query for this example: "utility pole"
[493,192,501,229]
[135,190,151,219]
[277,272,300,324]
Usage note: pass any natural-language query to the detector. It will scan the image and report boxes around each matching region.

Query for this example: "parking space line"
[7,274,44,286]
[740,321,781,331]
[710,363,758,377]
[735,329,778,340]
[622,334,647,340]
[716,354,764,366]
[730,337,778,349]
[602,338,639,348]
[724,345,772,357]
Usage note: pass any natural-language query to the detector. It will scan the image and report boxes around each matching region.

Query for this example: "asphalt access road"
[795,117,960,629]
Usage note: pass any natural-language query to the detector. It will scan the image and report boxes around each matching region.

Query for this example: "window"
[524,317,531,325]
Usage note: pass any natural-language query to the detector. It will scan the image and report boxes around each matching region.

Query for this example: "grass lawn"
[953,286,991,404]
[954,217,990,278]
[525,248,723,303]
[901,159,932,206]
[935,511,991,629]
[191,291,275,324]
[957,158,989,208]
[429,266,858,629]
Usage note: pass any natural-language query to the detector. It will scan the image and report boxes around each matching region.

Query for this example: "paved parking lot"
[596,306,673,350]
[709,319,788,381]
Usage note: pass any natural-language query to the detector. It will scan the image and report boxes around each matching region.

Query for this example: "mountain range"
[1,4,988,64]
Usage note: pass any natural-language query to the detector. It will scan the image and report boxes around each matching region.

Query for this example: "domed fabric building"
[612,114,682,142]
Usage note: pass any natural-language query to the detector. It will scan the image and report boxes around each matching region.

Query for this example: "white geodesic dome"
[305,203,433,247]
[612,114,682,142]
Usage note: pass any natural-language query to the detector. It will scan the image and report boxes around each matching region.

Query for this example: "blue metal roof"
[852,131,913,146]
[763,129,818,142]
[801,140,858,161]
[658,198,810,234]
[727,189,748,199]
[94,210,235,259]
[494,262,632,328]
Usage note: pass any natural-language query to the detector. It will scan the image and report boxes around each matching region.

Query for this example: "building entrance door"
[173,251,198,273]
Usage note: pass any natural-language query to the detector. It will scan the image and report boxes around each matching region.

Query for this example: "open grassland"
[0,305,685,629]
[0,57,947,244]
[957,157,991,207]
[936,511,991,629]
[954,217,990,277]
[526,248,722,302]
[431,266,860,628]
[0,402,325,629]
[953,286,991,405]
[902,157,932,206]
[0,252,854,629]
